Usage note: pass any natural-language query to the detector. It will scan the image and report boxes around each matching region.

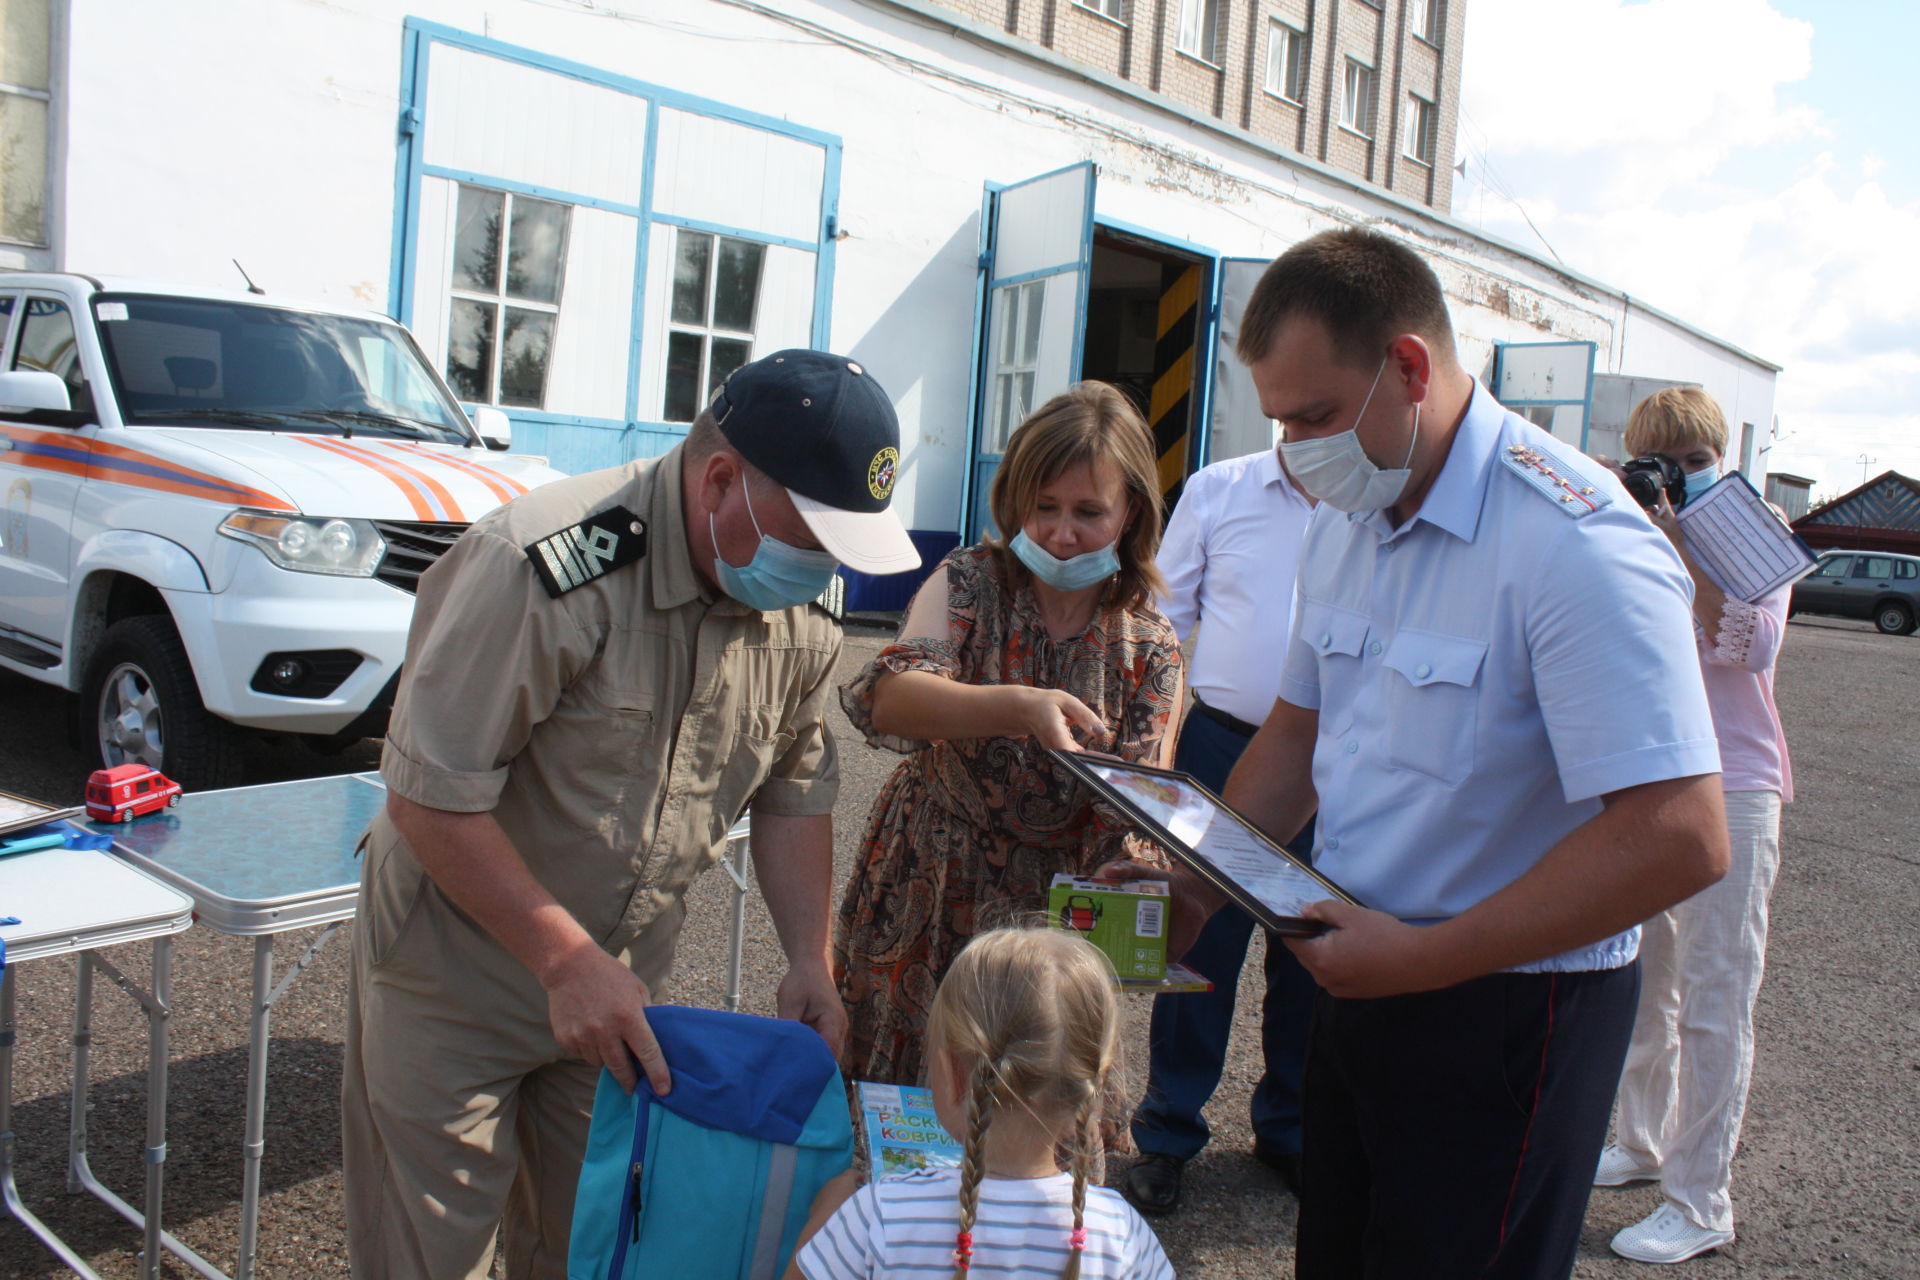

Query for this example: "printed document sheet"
[1675,473,1817,603]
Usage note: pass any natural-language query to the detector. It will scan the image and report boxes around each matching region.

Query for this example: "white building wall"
[60,1,403,310]
[45,0,1777,537]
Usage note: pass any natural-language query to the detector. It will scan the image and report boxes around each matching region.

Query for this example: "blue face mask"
[1682,463,1721,505]
[1010,529,1120,592]
[711,484,840,611]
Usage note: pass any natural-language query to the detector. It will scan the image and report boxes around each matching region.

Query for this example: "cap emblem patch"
[867,446,899,501]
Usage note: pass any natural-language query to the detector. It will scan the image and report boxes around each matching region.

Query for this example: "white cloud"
[1456,0,1920,501]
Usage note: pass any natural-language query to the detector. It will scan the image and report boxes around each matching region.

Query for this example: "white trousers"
[1614,790,1782,1233]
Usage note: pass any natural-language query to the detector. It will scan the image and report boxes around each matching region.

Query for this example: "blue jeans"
[1130,707,1318,1160]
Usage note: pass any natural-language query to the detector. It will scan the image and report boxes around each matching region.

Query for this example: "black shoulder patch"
[523,505,647,598]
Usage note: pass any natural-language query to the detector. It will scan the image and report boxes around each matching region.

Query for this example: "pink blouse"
[1698,584,1793,801]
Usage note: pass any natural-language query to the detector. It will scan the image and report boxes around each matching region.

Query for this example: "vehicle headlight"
[219,512,386,577]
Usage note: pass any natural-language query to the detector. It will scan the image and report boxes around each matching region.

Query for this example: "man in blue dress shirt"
[1169,228,1730,1279]
[1122,442,1319,1215]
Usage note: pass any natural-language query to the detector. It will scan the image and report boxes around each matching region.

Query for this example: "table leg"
[236,934,276,1280]
[139,934,172,1280]
[2,963,107,1278]
[234,921,341,1280]
[69,950,95,1193]
[725,831,750,1013]
[68,947,226,1280]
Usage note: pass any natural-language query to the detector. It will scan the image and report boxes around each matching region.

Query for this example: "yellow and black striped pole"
[1151,262,1201,504]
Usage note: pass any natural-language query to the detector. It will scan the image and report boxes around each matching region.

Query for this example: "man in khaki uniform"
[342,350,920,1280]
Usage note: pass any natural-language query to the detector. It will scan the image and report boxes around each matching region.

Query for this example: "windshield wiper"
[299,410,454,441]
[135,408,311,428]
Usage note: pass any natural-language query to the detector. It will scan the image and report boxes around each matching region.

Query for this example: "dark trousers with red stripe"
[1295,964,1639,1280]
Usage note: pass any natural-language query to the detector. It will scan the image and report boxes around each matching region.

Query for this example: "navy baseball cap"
[710,349,920,575]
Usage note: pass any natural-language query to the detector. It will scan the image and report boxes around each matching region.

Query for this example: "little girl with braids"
[788,926,1173,1280]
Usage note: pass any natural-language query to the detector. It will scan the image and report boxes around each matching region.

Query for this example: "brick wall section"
[913,0,1466,210]
[1391,24,1442,204]
[1324,0,1381,185]
[1055,2,1131,78]
[1430,0,1465,210]
[1162,45,1226,117]
[935,0,1014,32]
[1243,0,1314,153]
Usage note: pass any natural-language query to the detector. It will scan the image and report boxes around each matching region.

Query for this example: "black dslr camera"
[1619,454,1687,511]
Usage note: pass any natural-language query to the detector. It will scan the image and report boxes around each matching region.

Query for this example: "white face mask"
[1279,356,1420,513]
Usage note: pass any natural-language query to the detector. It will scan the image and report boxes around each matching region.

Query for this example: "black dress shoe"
[1120,1153,1185,1216]
[1252,1137,1304,1196]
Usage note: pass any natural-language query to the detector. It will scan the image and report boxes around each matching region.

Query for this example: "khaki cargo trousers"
[341,838,681,1280]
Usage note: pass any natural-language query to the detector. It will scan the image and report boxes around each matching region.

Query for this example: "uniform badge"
[523,505,647,598]
[867,447,898,501]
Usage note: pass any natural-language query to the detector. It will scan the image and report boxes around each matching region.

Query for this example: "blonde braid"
[1058,1084,1099,1280]
[951,1059,1000,1278]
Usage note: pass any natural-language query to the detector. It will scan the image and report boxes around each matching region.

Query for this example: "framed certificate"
[1050,750,1358,937]
[0,790,84,840]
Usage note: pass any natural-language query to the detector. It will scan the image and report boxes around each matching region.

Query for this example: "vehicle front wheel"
[1874,601,1916,636]
[83,615,245,790]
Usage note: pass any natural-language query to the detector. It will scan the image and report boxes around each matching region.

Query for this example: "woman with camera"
[1596,386,1793,1265]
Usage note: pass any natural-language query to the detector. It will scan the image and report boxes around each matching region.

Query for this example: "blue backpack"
[568,1005,855,1280]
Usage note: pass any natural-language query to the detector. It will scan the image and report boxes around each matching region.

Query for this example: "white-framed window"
[1409,0,1441,44]
[1403,92,1436,163]
[1265,20,1308,103]
[445,184,571,409]
[1340,58,1376,136]
[1075,0,1127,22]
[0,0,53,247]
[662,228,766,423]
[1177,0,1222,63]
[987,280,1044,453]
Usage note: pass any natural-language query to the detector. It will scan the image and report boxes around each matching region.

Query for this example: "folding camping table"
[0,844,194,1280]
[101,772,376,1280]
[103,771,756,1280]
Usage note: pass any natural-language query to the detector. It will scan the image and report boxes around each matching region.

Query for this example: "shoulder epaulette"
[1500,443,1613,518]
[523,505,647,597]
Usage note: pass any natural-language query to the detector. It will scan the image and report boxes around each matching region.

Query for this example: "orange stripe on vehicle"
[2,424,93,450]
[87,438,298,511]
[299,437,434,520]
[337,441,467,521]
[388,440,527,504]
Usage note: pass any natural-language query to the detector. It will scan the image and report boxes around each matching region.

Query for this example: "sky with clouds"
[1452,0,1913,504]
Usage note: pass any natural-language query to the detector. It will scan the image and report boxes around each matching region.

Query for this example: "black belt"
[1191,695,1260,739]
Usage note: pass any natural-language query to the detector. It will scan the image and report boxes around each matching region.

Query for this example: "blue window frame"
[389,19,842,470]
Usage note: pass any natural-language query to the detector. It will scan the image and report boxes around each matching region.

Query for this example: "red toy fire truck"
[84,764,182,823]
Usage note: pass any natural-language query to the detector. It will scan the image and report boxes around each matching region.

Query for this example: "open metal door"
[1492,340,1596,450]
[963,162,1096,542]
[1203,257,1277,467]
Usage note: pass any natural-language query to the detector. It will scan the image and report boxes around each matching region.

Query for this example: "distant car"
[1789,550,1920,635]
[85,763,182,823]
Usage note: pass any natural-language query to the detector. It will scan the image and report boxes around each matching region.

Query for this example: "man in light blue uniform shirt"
[1172,229,1730,1279]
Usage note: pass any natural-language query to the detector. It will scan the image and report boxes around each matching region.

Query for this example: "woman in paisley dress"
[835,382,1185,1086]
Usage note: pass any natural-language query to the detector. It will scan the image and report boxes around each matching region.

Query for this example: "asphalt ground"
[0,613,1914,1278]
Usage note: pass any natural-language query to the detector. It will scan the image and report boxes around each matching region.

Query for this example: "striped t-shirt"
[796,1167,1175,1278]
